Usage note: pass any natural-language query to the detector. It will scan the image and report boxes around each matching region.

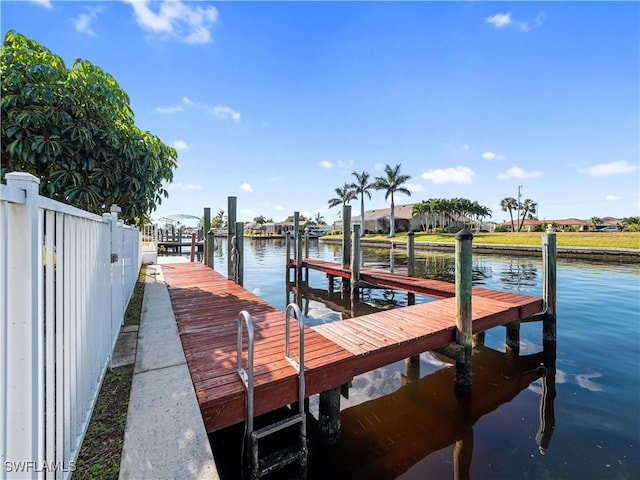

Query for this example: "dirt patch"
[73,365,134,479]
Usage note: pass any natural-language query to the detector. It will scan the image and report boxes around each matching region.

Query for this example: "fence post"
[455,228,473,392]
[4,172,43,471]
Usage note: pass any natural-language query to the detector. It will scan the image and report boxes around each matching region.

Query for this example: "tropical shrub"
[1,31,177,224]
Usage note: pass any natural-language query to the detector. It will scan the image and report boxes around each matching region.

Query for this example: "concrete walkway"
[119,259,220,479]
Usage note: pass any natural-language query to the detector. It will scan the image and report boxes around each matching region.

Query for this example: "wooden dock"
[162,261,543,433]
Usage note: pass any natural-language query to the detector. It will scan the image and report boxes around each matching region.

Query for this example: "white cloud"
[605,195,622,201]
[70,7,103,36]
[486,11,545,31]
[182,97,196,106]
[30,0,52,9]
[337,159,354,170]
[240,182,253,192]
[169,182,202,191]
[125,0,218,44]
[578,160,638,177]
[156,104,183,114]
[498,166,543,179]
[406,183,426,193]
[212,105,241,122]
[485,13,512,28]
[173,140,188,150]
[275,205,284,211]
[421,166,474,184]
[373,163,384,171]
[320,161,333,169]
[481,151,505,160]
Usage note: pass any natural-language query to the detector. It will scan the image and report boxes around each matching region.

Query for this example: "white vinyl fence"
[0,172,141,479]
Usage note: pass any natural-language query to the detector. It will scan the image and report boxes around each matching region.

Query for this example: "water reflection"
[303,342,557,480]
[282,273,557,479]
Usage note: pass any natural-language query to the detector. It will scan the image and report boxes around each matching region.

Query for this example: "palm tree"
[412,200,433,232]
[500,197,518,232]
[590,216,602,232]
[328,182,357,210]
[518,199,537,232]
[314,212,326,225]
[349,171,374,236]
[373,163,412,237]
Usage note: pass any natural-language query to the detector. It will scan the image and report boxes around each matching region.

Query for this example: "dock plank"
[162,260,544,433]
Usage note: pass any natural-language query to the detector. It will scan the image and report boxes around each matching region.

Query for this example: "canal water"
[199,237,639,479]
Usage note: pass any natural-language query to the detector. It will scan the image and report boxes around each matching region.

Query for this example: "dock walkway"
[162,261,543,433]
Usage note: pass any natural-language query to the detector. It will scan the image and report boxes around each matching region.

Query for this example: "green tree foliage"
[348,171,373,236]
[500,197,518,231]
[373,163,412,237]
[328,182,357,210]
[1,31,177,224]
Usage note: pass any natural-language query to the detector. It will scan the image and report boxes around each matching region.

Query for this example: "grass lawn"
[328,232,640,249]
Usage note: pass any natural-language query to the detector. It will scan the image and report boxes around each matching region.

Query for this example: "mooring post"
[407,230,416,305]
[506,322,520,355]
[542,227,557,346]
[227,196,237,278]
[403,355,420,386]
[203,207,211,266]
[296,231,303,286]
[455,228,473,392]
[318,387,341,443]
[190,233,196,262]
[341,205,352,294]
[304,226,310,282]
[351,224,361,303]
[285,231,291,285]
[235,221,244,286]
[294,211,300,257]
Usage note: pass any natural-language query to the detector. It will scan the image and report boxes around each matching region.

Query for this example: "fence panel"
[1,172,141,479]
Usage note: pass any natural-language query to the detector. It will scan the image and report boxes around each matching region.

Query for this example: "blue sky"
[2,1,639,225]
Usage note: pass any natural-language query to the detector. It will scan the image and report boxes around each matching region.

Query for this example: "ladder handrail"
[236,310,254,436]
[284,303,305,413]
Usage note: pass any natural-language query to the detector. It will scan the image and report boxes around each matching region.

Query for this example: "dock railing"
[1,172,141,479]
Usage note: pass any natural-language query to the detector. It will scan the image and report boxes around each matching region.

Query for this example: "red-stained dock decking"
[162,261,543,433]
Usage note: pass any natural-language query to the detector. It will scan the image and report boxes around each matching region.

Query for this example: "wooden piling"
[319,387,341,443]
[342,205,351,293]
[407,230,416,305]
[542,228,557,345]
[454,228,473,391]
[285,231,291,285]
[296,231,303,286]
[304,226,310,282]
[403,355,420,385]
[505,322,520,355]
[227,196,237,278]
[190,233,196,262]
[234,222,244,286]
[351,224,361,303]
[204,207,211,266]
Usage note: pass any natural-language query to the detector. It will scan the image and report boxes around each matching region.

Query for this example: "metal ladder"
[236,303,308,479]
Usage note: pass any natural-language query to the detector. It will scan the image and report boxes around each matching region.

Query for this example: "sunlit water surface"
[193,238,640,479]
